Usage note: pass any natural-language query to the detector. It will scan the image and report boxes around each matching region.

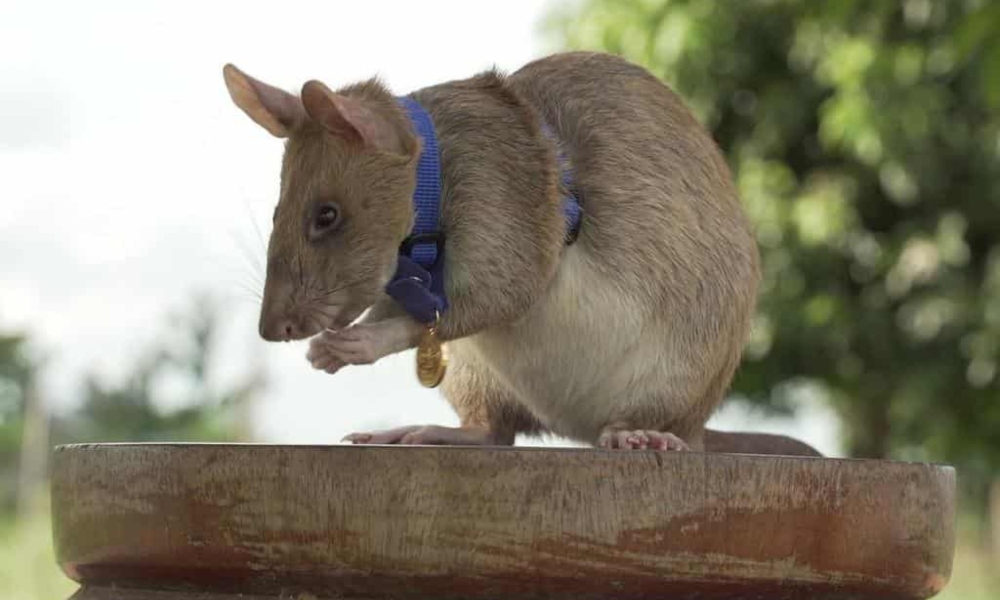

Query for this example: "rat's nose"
[259,317,298,342]
[259,276,300,341]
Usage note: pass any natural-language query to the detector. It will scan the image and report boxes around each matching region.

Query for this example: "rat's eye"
[309,202,342,241]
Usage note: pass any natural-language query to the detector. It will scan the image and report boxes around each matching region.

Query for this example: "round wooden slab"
[51,443,955,600]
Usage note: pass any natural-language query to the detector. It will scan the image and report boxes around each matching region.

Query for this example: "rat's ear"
[223,64,305,138]
[300,80,405,154]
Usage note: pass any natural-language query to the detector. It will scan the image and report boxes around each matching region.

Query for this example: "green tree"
[0,332,38,513]
[551,0,1000,486]
[60,294,263,444]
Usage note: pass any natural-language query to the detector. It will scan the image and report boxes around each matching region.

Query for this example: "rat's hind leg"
[343,342,544,446]
[594,353,737,451]
[593,385,714,452]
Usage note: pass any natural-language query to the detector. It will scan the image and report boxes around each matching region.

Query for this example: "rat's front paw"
[306,326,380,373]
[305,337,346,374]
[307,317,424,374]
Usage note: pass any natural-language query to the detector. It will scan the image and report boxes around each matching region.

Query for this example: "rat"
[222,51,762,452]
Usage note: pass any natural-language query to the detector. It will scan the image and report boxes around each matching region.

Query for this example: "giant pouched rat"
[222,51,762,452]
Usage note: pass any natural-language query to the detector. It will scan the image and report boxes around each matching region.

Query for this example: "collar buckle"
[399,231,445,266]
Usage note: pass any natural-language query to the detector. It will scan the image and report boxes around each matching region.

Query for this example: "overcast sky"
[0,0,841,454]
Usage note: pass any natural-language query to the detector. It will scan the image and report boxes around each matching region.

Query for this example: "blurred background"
[1,0,997,598]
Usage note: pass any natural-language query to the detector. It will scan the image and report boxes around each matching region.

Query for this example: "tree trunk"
[990,478,1000,570]
[846,394,892,459]
[15,377,49,519]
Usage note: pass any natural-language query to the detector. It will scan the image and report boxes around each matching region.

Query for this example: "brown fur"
[223,52,762,450]
[260,80,420,339]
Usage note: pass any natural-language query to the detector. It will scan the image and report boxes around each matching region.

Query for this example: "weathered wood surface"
[51,443,956,600]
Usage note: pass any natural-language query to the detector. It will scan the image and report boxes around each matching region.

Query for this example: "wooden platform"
[51,443,956,599]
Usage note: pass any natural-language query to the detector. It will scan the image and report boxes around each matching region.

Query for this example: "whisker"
[313,278,363,298]
[301,281,347,302]
[213,289,261,309]
[219,290,262,310]
[312,308,341,322]
[309,301,344,318]
[221,270,263,294]
[227,226,265,280]
[233,295,264,307]
[232,268,263,290]
[304,313,327,334]
[242,197,269,255]
[316,288,349,302]
[227,267,262,286]
[231,280,263,301]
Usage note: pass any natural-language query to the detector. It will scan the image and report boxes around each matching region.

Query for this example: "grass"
[940,542,994,600]
[0,499,994,600]
[0,503,78,600]
[937,513,996,600]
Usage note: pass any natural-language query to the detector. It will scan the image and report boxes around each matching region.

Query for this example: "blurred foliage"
[0,294,263,516]
[551,0,1000,496]
[0,333,37,512]
[59,294,262,444]
[0,294,263,597]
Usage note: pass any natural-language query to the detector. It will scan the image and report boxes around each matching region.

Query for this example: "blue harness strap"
[543,123,582,244]
[385,96,582,324]
[383,97,448,325]
[397,97,442,266]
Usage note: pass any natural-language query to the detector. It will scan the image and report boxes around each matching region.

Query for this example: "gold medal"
[416,317,447,388]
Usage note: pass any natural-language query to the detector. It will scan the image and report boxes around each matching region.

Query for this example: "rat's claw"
[319,357,344,374]
[646,431,689,451]
[342,426,424,444]
[307,338,345,373]
[598,427,689,451]
[344,425,497,446]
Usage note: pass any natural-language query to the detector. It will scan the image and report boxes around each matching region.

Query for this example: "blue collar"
[384,96,581,325]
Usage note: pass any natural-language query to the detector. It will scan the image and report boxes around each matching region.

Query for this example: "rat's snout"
[258,273,312,342]
[259,296,312,342]
[259,315,302,342]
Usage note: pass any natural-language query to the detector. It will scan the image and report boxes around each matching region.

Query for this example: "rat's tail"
[702,429,823,457]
